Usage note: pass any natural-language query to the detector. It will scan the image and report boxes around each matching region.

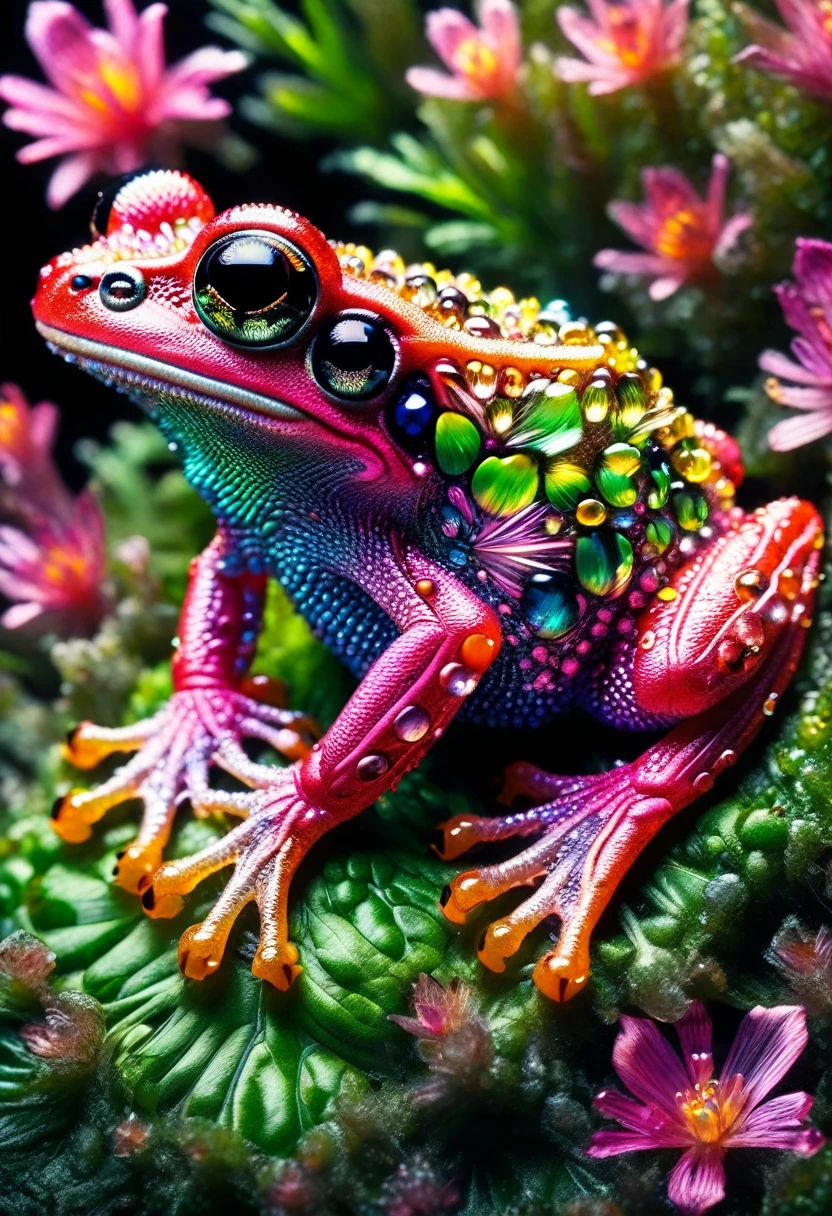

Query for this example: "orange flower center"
[676,1075,745,1145]
[601,9,650,69]
[452,36,500,89]
[76,56,143,117]
[820,0,832,37]
[42,545,91,589]
[654,207,712,266]
[0,403,22,450]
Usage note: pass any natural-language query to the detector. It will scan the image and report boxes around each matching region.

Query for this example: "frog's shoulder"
[332,239,741,642]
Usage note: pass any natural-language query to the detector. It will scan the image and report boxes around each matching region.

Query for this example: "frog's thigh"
[634,498,821,720]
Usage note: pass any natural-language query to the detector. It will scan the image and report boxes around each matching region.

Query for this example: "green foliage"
[208,0,425,141]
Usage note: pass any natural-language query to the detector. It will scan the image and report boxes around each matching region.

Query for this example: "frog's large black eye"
[311,314,396,401]
[194,231,316,348]
[100,265,147,312]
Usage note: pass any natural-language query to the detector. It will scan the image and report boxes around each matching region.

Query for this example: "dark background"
[0,0,360,487]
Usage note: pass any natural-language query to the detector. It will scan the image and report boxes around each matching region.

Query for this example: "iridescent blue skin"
[34,170,823,1003]
[156,391,671,733]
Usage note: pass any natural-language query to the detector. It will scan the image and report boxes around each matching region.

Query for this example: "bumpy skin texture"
[33,171,822,1000]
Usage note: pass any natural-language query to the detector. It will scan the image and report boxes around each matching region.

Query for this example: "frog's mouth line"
[36,322,305,424]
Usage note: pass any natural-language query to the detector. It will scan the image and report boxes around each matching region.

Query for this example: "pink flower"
[389,974,473,1039]
[587,1001,824,1216]
[770,921,832,1016]
[406,0,521,102]
[734,0,832,103]
[594,154,752,301]
[0,384,108,634]
[554,0,690,95]
[760,239,832,451]
[0,0,246,208]
[0,490,108,632]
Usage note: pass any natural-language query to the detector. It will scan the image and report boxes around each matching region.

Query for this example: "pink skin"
[406,0,522,102]
[0,0,246,208]
[761,239,832,451]
[734,0,832,102]
[554,0,690,96]
[587,1001,824,1215]
[34,170,822,999]
[594,154,752,301]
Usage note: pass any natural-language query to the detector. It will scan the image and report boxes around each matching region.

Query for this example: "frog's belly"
[277,569,571,730]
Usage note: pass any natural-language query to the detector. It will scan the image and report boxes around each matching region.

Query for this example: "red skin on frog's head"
[31,169,601,491]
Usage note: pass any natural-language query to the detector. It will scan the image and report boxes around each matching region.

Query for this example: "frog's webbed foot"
[55,687,317,895]
[440,498,823,1002]
[140,764,326,989]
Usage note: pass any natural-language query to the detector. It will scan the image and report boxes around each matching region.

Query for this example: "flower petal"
[45,150,99,208]
[667,1148,726,1216]
[1,601,47,630]
[25,1,100,97]
[405,66,478,99]
[137,2,168,96]
[585,1128,665,1157]
[675,1001,714,1089]
[727,1091,823,1149]
[557,8,620,68]
[759,349,828,386]
[721,1005,808,1110]
[611,1013,690,1120]
[425,8,480,69]
[594,1087,687,1145]
[769,409,832,451]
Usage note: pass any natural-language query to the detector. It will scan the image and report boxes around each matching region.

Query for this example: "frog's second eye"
[194,231,316,347]
[311,315,396,401]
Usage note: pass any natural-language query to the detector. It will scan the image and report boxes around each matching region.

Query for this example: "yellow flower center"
[452,37,499,88]
[0,403,21,450]
[655,207,711,264]
[78,57,142,115]
[601,9,650,69]
[676,1075,745,1145]
[43,545,89,588]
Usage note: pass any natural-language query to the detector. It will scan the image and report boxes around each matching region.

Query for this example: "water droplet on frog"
[439,663,477,697]
[393,705,431,743]
[168,441,179,452]
[357,753,389,780]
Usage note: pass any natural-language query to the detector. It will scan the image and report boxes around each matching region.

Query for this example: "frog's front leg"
[54,533,314,891]
[141,551,501,988]
[438,498,823,1002]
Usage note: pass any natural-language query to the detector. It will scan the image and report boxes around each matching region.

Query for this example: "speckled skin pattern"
[34,171,823,1001]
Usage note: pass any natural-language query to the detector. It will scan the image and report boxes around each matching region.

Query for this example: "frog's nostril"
[99,266,147,312]
[70,274,94,292]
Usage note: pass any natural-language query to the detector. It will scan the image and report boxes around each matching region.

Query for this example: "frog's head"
[33,170,607,498]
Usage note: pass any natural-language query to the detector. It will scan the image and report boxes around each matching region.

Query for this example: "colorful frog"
[33,170,822,1002]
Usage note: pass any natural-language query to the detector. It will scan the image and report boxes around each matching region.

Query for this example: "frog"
[32,169,822,1002]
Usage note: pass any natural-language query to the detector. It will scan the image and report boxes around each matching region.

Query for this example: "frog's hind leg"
[440,497,823,1001]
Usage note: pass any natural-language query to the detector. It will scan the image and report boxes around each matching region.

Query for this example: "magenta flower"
[406,0,521,103]
[389,974,473,1039]
[554,0,690,95]
[587,1001,824,1215]
[0,384,108,634]
[594,154,752,301]
[0,0,246,208]
[0,490,108,632]
[734,0,832,103]
[770,921,832,1016]
[760,239,832,451]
